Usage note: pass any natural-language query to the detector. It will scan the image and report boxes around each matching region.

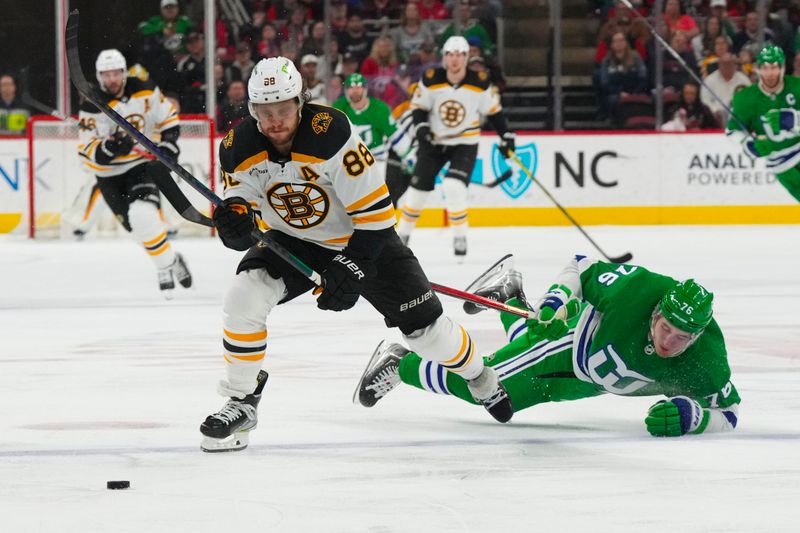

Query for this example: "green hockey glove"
[525,317,569,340]
[534,284,581,323]
[645,396,704,437]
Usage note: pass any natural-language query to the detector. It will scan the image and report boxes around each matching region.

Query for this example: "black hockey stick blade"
[480,168,513,188]
[65,10,212,228]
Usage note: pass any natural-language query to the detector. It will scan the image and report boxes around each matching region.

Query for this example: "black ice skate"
[462,254,528,315]
[466,366,513,423]
[353,340,409,407]
[172,252,192,288]
[200,370,269,452]
[453,236,467,258]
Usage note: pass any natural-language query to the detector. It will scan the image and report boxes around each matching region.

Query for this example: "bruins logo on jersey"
[438,100,466,128]
[311,112,332,134]
[267,182,329,228]
[125,113,145,132]
[223,129,234,149]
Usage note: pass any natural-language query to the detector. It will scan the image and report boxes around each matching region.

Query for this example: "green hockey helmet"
[658,279,714,334]
[345,73,367,88]
[756,45,785,66]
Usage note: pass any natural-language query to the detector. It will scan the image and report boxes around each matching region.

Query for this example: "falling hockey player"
[199,57,513,452]
[77,49,192,297]
[396,35,516,258]
[728,45,800,202]
[357,255,740,438]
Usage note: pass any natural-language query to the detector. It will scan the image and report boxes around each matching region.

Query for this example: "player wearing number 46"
[727,45,800,202]
[200,57,513,452]
[358,255,740,437]
[397,35,516,258]
[77,49,192,298]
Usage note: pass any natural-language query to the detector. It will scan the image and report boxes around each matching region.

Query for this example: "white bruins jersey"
[410,67,501,146]
[219,104,396,250]
[77,77,178,177]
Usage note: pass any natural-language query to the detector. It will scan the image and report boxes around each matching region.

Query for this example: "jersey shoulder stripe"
[420,67,448,88]
[219,118,266,174]
[461,69,492,91]
[291,103,353,161]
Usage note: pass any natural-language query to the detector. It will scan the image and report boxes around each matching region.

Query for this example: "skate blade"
[201,431,251,453]
[463,254,514,293]
[352,340,388,405]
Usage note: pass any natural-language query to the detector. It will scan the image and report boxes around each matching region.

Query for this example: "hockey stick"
[65,10,535,318]
[480,168,514,188]
[510,151,633,264]
[619,0,754,137]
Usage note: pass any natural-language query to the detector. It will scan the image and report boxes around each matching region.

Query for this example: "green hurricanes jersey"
[573,261,739,409]
[332,96,399,163]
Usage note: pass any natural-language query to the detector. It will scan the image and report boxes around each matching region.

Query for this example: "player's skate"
[200,370,269,452]
[172,252,193,288]
[453,236,467,260]
[157,266,175,299]
[463,254,528,314]
[466,366,513,423]
[353,340,409,407]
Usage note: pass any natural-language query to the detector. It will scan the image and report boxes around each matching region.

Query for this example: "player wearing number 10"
[199,57,513,452]
[358,255,740,437]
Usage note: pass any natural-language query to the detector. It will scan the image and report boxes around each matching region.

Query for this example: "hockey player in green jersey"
[356,255,740,437]
[332,73,415,181]
[727,45,800,202]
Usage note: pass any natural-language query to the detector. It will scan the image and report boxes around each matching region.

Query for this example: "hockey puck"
[106,480,130,490]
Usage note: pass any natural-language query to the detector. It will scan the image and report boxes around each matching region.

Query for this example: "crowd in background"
[593,0,800,130]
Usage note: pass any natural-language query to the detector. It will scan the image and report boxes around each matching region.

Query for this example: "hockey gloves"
[97,131,134,164]
[416,124,433,147]
[645,396,705,437]
[498,132,516,159]
[317,253,375,312]
[763,108,800,142]
[213,197,258,251]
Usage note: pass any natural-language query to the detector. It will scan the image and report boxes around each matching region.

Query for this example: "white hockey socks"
[442,177,469,238]
[402,315,484,380]
[128,200,175,269]
[396,187,430,240]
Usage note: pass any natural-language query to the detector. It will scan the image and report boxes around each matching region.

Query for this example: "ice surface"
[1,225,798,532]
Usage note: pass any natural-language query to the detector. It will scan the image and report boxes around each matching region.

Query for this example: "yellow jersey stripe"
[157,115,179,129]
[346,183,389,212]
[324,235,352,245]
[291,152,326,164]
[234,151,268,173]
[352,207,396,225]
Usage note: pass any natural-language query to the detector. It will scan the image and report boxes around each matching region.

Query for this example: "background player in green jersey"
[728,45,800,201]
[332,73,415,182]
[356,255,740,437]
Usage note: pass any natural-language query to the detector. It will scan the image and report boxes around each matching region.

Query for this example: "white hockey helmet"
[247,57,304,119]
[442,36,469,55]
[95,49,127,84]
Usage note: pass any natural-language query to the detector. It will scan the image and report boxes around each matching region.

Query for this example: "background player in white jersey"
[78,49,192,297]
[396,36,516,257]
[199,57,512,452]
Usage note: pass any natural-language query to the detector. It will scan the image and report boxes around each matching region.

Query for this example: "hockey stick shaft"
[510,152,633,264]
[430,283,533,318]
[619,0,752,137]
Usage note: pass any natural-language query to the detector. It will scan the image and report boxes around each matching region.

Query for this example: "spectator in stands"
[176,32,207,113]
[257,23,282,59]
[710,0,737,39]
[282,40,300,64]
[338,12,374,68]
[470,0,502,44]
[318,39,343,82]
[692,16,723,62]
[361,36,402,106]
[213,61,226,106]
[301,21,327,58]
[417,0,450,20]
[218,80,249,133]
[329,1,350,34]
[299,54,326,103]
[597,31,648,124]
[662,0,699,41]
[391,1,436,63]
[407,40,440,82]
[662,82,718,130]
[660,31,699,92]
[732,11,774,55]
[362,0,402,21]
[701,52,751,125]
[341,52,361,79]
[467,36,506,92]
[138,0,194,58]
[327,74,344,104]
[439,0,494,56]
[699,34,733,78]
[738,48,755,82]
[595,8,649,64]
[279,7,309,51]
[0,74,29,135]
[225,42,256,84]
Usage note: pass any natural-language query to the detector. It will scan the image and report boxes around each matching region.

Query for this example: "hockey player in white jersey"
[199,57,513,452]
[396,36,516,257]
[77,49,192,297]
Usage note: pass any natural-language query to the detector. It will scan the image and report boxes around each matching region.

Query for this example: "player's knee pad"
[442,177,468,210]
[223,269,287,330]
[402,315,478,375]
[127,200,165,241]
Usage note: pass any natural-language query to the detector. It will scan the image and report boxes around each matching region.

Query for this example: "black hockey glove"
[498,132,516,159]
[416,124,433,147]
[97,131,134,164]
[316,253,375,312]
[157,140,180,161]
[213,197,258,251]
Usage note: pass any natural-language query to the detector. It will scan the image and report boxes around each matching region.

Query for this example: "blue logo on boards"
[491,143,536,199]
